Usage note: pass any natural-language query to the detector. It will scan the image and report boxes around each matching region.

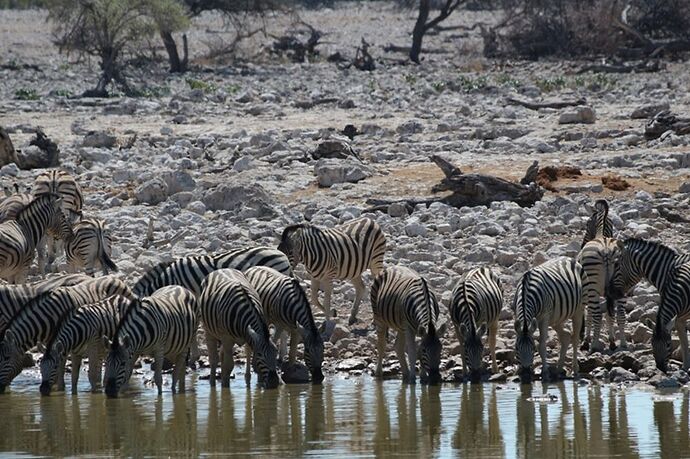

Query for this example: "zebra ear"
[4,329,16,345]
[665,316,677,334]
[119,334,132,350]
[247,326,260,345]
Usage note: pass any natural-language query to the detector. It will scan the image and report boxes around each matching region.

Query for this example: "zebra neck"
[17,203,52,248]
[628,245,678,291]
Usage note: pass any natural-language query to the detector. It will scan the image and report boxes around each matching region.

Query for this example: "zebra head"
[652,316,676,372]
[248,326,280,389]
[0,329,25,394]
[48,197,74,241]
[39,340,66,396]
[606,240,639,301]
[104,333,135,398]
[459,321,487,383]
[515,318,538,381]
[418,321,446,385]
[278,225,304,270]
[298,324,324,384]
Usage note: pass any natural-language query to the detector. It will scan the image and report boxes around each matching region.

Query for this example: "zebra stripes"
[0,276,134,392]
[577,237,627,352]
[65,217,117,276]
[104,286,198,397]
[370,266,444,385]
[32,170,83,274]
[0,194,73,283]
[39,294,132,395]
[133,246,291,297]
[612,238,690,371]
[279,217,386,325]
[581,199,613,248]
[513,257,585,380]
[245,266,325,383]
[0,273,91,334]
[199,269,279,389]
[448,267,503,382]
[0,190,31,223]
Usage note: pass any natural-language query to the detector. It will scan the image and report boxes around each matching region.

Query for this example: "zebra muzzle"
[39,381,51,396]
[311,368,324,384]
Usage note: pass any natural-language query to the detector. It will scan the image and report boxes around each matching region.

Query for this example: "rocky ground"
[1,4,689,389]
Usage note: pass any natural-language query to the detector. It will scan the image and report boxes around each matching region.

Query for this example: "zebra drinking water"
[448,267,503,383]
[370,266,445,385]
[245,266,325,384]
[198,269,279,389]
[39,294,132,395]
[104,286,198,397]
[278,217,386,325]
[513,257,585,381]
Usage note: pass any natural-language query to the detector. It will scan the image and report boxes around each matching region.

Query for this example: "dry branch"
[506,97,587,111]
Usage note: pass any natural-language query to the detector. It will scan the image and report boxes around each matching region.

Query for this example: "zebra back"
[619,238,689,294]
[581,199,613,248]
[0,192,32,223]
[32,169,83,221]
[449,267,503,335]
[132,260,176,296]
[213,246,292,277]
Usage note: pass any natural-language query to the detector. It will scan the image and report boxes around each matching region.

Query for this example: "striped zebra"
[245,266,325,384]
[39,294,132,395]
[199,269,279,389]
[133,246,291,297]
[0,193,73,283]
[577,237,627,352]
[65,217,117,276]
[0,187,31,223]
[278,217,386,325]
[448,267,503,383]
[32,170,83,273]
[104,285,198,397]
[370,266,445,385]
[0,273,91,333]
[513,257,585,381]
[581,199,613,248]
[0,276,134,392]
[610,238,690,371]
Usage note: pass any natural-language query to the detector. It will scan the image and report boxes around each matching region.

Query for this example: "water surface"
[0,371,687,457]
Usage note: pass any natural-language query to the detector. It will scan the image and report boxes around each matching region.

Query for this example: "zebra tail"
[99,234,118,273]
[605,296,616,318]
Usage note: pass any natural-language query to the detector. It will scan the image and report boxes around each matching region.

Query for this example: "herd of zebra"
[0,168,688,398]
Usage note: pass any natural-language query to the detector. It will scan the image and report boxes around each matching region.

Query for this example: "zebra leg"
[394,331,409,383]
[404,329,417,385]
[71,356,82,394]
[207,336,219,387]
[555,323,571,373]
[46,236,58,273]
[676,319,690,371]
[244,344,253,386]
[153,351,164,395]
[589,299,604,353]
[222,340,236,388]
[571,309,583,378]
[57,358,66,392]
[322,281,336,319]
[616,300,628,350]
[455,325,467,379]
[348,276,365,326]
[489,320,499,373]
[173,353,187,394]
[37,237,47,275]
[87,349,102,392]
[605,311,616,351]
[375,324,387,378]
[538,320,550,380]
[310,279,328,319]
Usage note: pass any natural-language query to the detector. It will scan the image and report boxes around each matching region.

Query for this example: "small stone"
[233,156,255,172]
[281,362,311,384]
[329,324,349,344]
[632,323,652,344]
[396,119,424,135]
[558,106,596,124]
[0,163,19,176]
[404,220,428,237]
[335,358,366,371]
[82,130,117,148]
[160,126,173,136]
[609,366,639,382]
[135,178,168,205]
[679,181,690,193]
[647,374,681,388]
[186,201,206,215]
[314,158,371,187]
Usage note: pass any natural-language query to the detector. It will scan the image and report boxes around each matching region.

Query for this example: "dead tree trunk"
[410,0,466,63]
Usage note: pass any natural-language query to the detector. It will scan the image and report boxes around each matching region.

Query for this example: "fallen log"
[644,110,690,140]
[577,60,663,74]
[506,97,586,111]
[365,156,543,212]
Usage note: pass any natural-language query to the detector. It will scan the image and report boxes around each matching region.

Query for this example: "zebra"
[0,193,73,283]
[577,237,627,352]
[370,266,445,385]
[0,276,134,392]
[39,294,132,395]
[245,266,325,384]
[133,246,291,297]
[581,199,613,248]
[0,273,91,334]
[0,186,31,223]
[608,238,690,372]
[31,170,83,273]
[278,217,386,325]
[513,257,585,381]
[65,217,118,276]
[448,267,503,383]
[104,285,198,397]
[198,269,279,389]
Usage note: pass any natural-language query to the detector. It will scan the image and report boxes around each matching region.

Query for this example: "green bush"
[14,88,39,100]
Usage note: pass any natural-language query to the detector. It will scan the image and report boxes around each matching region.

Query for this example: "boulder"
[632,323,652,344]
[335,358,367,371]
[0,126,19,167]
[82,130,117,148]
[161,170,196,194]
[608,366,639,382]
[202,183,276,218]
[312,139,360,161]
[558,107,596,124]
[135,178,169,205]
[281,362,311,384]
[314,158,371,187]
[16,129,60,169]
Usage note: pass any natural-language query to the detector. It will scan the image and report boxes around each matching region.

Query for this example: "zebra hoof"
[348,316,358,326]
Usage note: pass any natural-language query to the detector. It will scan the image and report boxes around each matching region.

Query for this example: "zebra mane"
[519,271,531,333]
[132,260,176,295]
[241,286,271,340]
[15,193,56,221]
[111,296,143,349]
[419,277,437,335]
[291,277,317,331]
[461,281,478,335]
[624,238,679,257]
